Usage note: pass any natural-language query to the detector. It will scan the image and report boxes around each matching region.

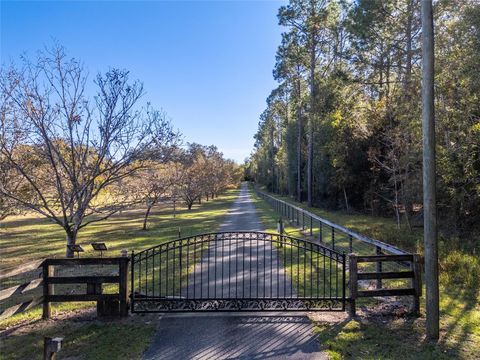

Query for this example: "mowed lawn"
[0,187,239,360]
[1,189,239,268]
[249,187,480,360]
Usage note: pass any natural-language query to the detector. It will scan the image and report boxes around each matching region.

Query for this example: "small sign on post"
[66,244,84,258]
[91,242,108,257]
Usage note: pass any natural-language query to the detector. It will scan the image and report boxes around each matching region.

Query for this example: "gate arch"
[131,231,346,312]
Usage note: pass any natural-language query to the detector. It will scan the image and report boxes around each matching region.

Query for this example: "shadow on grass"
[1,307,156,360]
[313,315,458,360]
[251,186,479,359]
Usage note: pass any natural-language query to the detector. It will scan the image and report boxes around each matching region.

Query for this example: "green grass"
[249,186,480,359]
[0,316,156,360]
[255,187,424,253]
[0,188,239,268]
[314,318,448,360]
[249,189,344,300]
[0,188,239,359]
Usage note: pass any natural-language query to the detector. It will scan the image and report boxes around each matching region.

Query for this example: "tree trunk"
[307,42,316,208]
[187,202,193,210]
[405,0,414,91]
[142,204,153,231]
[307,129,313,207]
[393,174,401,230]
[379,42,384,99]
[270,123,276,193]
[66,231,77,258]
[296,80,302,202]
[343,187,350,213]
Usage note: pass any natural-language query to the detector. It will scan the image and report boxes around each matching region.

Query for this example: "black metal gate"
[131,231,346,312]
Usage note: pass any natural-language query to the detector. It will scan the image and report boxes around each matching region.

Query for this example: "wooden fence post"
[119,257,129,316]
[376,246,383,289]
[412,254,422,317]
[43,337,63,360]
[42,262,53,319]
[349,254,357,317]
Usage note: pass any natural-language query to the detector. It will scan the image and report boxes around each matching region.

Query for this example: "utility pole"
[421,0,439,341]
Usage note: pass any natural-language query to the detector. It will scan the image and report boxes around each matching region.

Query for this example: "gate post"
[42,262,53,319]
[348,254,358,317]
[130,250,135,314]
[412,254,422,317]
[119,257,129,316]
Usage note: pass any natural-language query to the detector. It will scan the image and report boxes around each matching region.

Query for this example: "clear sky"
[1,0,286,163]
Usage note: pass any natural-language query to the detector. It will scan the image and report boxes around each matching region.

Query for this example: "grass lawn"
[249,186,480,360]
[0,187,239,359]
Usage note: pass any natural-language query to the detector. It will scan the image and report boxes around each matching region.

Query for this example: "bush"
[440,250,480,297]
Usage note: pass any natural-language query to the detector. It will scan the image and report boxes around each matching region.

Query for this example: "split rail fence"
[0,259,45,320]
[1,257,129,320]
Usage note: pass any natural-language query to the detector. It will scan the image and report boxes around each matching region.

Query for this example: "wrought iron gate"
[131,231,346,312]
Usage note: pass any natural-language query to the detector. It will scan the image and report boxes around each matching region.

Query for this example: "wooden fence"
[1,256,130,321]
[254,187,423,315]
[0,259,45,320]
[349,254,422,316]
[42,257,130,318]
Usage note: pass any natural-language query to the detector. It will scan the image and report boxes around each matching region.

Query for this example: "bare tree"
[0,153,25,221]
[0,46,176,257]
[132,161,179,230]
[179,152,205,210]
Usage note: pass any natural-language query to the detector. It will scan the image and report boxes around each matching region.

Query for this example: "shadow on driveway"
[144,313,326,360]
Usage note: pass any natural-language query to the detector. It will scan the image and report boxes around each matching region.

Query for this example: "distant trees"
[249,0,480,242]
[132,162,177,231]
[174,143,240,211]
[0,46,177,257]
[0,46,241,251]
[129,143,240,230]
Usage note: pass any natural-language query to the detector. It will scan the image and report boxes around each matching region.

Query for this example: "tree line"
[247,0,479,245]
[0,46,240,257]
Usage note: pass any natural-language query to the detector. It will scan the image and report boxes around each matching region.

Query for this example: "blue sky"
[1,0,286,163]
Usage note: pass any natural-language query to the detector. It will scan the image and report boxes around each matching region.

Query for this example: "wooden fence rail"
[1,256,130,321]
[42,257,130,318]
[0,259,45,320]
[349,254,422,317]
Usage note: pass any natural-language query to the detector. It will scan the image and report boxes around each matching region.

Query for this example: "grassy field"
[249,186,480,360]
[0,188,239,359]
